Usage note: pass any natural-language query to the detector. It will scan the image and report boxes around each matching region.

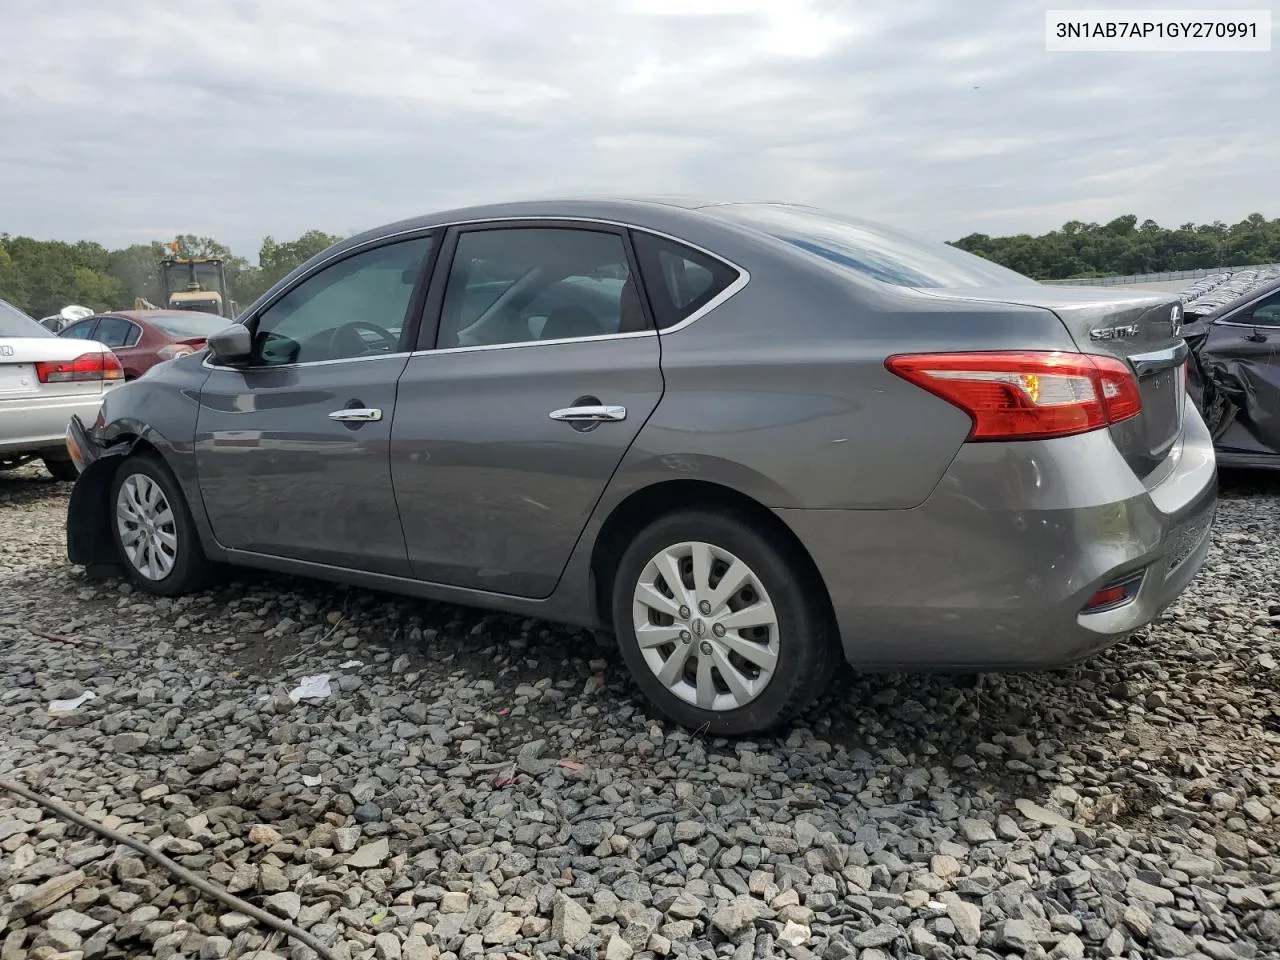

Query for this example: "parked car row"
[1180,267,1280,315]
[60,198,1218,734]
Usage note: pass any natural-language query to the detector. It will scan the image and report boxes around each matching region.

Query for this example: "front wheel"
[109,455,212,596]
[611,509,837,736]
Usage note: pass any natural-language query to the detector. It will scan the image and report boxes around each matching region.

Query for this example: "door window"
[1243,291,1280,327]
[436,228,645,348]
[631,232,741,329]
[94,317,137,348]
[251,236,432,366]
[60,319,100,340]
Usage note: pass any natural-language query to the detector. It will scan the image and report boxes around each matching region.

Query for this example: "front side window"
[60,319,100,340]
[632,232,740,329]
[436,228,644,348]
[252,236,432,366]
[709,203,1037,289]
[94,317,136,348]
[1243,290,1280,327]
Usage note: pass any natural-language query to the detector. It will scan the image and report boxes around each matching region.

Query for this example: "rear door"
[193,234,434,575]
[389,221,663,598]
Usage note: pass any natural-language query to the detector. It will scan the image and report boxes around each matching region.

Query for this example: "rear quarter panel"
[631,251,1081,509]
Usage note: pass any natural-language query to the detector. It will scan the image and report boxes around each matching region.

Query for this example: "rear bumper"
[0,394,108,457]
[778,396,1218,671]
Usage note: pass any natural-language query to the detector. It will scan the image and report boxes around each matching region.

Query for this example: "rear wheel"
[42,457,79,482]
[611,509,837,735]
[109,455,212,596]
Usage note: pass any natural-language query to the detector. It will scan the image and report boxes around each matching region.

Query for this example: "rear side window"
[632,232,740,329]
[61,319,100,340]
[709,204,1037,289]
[0,299,52,338]
[94,317,136,348]
[1244,290,1280,327]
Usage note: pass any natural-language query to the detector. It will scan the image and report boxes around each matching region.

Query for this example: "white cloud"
[0,0,1275,258]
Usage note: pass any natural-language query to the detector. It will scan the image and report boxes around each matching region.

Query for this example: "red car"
[58,310,233,380]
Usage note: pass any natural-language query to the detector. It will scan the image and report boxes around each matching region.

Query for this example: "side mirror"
[207,324,253,365]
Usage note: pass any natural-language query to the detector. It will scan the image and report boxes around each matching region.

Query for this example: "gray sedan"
[64,198,1217,734]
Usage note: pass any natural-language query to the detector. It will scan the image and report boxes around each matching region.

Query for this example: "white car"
[1,298,124,480]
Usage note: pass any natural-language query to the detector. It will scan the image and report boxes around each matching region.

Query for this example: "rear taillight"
[886,351,1142,442]
[35,351,124,384]
[158,344,197,360]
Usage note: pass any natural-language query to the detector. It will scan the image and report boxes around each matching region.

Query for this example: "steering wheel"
[327,321,399,358]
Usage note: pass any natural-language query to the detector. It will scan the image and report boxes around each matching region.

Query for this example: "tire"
[109,454,213,596]
[42,457,80,482]
[611,508,838,736]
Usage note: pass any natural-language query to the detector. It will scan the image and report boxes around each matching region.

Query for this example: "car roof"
[337,196,818,248]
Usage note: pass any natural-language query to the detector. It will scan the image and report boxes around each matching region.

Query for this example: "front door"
[390,223,664,598]
[194,234,433,575]
[1201,286,1280,456]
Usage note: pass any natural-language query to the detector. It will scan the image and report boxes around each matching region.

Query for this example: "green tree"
[107,242,168,306]
[950,213,1280,279]
[0,242,28,307]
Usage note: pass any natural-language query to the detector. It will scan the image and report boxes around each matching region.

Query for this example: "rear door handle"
[549,405,627,423]
[328,407,382,422]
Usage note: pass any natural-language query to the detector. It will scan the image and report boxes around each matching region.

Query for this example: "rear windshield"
[148,313,234,339]
[710,204,1037,289]
[0,299,52,338]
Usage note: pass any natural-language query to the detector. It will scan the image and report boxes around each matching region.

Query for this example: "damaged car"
[61,198,1217,734]
[1184,276,1280,470]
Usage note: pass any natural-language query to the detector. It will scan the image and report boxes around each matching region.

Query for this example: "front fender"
[66,442,134,573]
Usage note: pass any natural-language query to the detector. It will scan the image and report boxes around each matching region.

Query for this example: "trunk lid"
[919,285,1188,478]
[0,337,117,400]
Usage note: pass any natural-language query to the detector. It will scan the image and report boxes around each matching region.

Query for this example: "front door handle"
[328,407,382,422]
[549,405,627,423]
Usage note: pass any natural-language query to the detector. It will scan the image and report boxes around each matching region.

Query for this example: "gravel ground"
[1,464,1277,960]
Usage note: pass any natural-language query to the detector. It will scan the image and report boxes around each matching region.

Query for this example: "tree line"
[0,230,342,319]
[951,212,1280,280]
[3,212,1279,318]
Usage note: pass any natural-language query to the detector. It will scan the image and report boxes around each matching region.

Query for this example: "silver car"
[64,198,1217,734]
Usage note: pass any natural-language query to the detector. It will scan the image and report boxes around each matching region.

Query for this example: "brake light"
[886,351,1142,441]
[158,344,197,360]
[36,351,125,384]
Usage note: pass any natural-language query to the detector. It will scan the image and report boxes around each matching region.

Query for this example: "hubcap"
[116,474,178,581]
[631,541,780,712]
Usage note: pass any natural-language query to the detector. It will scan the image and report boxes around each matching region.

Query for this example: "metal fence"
[1042,264,1280,286]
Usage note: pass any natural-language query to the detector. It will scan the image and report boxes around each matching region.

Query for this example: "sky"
[1,0,1276,260]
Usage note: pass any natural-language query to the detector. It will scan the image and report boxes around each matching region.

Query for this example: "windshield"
[163,260,223,293]
[710,204,1037,289]
[0,299,52,338]
[149,313,233,339]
